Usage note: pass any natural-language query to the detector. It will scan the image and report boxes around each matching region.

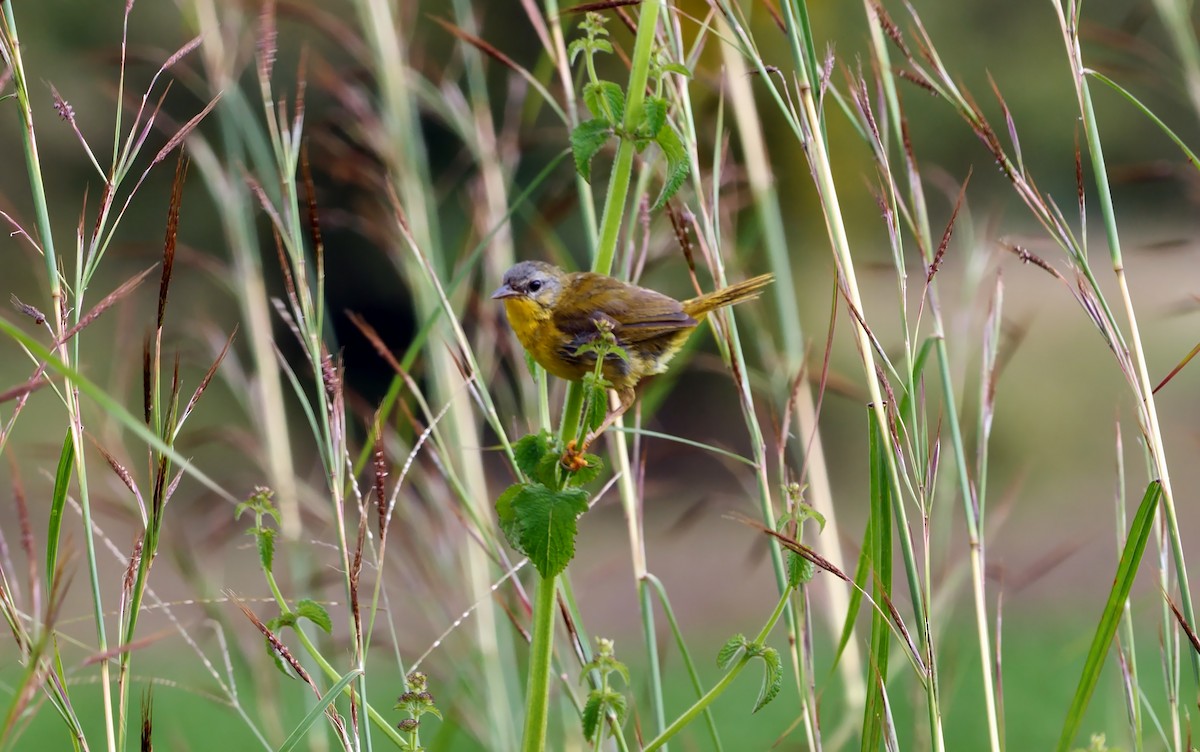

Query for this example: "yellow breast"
[502,297,584,381]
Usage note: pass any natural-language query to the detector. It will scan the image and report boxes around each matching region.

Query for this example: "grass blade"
[1056,481,1162,752]
[277,668,363,752]
[45,430,73,591]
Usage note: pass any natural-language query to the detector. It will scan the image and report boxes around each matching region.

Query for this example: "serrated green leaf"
[787,549,815,587]
[584,385,609,435]
[255,527,276,571]
[754,647,782,712]
[642,96,667,139]
[531,452,559,487]
[582,693,603,742]
[606,691,627,723]
[513,484,589,577]
[651,124,691,210]
[514,432,553,480]
[717,634,746,669]
[296,599,332,633]
[496,483,525,551]
[568,38,588,66]
[662,62,692,77]
[571,118,614,182]
[583,80,624,122]
[797,501,827,532]
[263,637,289,675]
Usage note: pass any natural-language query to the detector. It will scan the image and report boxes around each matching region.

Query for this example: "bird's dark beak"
[491,284,518,300]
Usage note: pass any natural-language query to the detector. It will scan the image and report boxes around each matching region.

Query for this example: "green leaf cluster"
[236,486,282,571]
[779,483,825,588]
[496,433,604,578]
[567,13,692,209]
[580,637,630,743]
[263,599,332,675]
[395,671,442,751]
[717,634,782,713]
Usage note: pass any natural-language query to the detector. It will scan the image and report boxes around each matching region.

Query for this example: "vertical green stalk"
[355,1,524,745]
[713,12,861,716]
[1062,0,1197,686]
[521,572,559,752]
[0,7,115,751]
[526,3,666,747]
[777,0,970,746]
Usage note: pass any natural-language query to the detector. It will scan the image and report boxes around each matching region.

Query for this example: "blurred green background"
[2,0,1199,749]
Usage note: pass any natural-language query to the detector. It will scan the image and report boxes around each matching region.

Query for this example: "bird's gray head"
[490,261,564,308]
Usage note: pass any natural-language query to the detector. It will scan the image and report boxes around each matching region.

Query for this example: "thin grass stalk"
[254,53,370,745]
[1150,0,1200,121]
[0,7,116,752]
[859,7,992,750]
[191,0,302,539]
[654,19,811,747]
[775,0,972,747]
[714,13,861,714]
[450,0,518,350]
[1056,0,1197,687]
[644,574,724,749]
[522,2,668,746]
[353,2,524,744]
[603,156,667,739]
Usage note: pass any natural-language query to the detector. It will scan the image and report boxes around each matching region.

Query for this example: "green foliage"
[580,637,630,743]
[583,80,625,125]
[46,430,73,589]
[567,11,691,208]
[294,599,332,634]
[780,483,824,587]
[395,671,442,751]
[1057,482,1161,752]
[497,483,588,578]
[236,487,281,572]
[716,634,781,713]
[500,430,603,577]
[571,118,615,182]
[514,432,556,485]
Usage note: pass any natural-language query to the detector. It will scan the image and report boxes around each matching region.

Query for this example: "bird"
[492,260,772,445]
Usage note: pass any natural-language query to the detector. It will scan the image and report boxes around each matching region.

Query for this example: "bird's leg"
[577,386,636,452]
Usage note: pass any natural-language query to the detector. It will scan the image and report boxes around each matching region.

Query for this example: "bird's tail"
[682,273,775,317]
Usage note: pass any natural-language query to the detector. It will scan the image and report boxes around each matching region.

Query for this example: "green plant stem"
[780,0,964,747]
[521,572,558,752]
[591,0,660,275]
[643,587,792,752]
[1,8,117,752]
[645,574,724,750]
[1063,3,1197,687]
[532,4,665,746]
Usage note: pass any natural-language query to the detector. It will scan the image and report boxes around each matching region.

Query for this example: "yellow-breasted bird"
[492,260,773,443]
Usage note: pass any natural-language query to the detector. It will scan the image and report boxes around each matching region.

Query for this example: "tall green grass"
[1,1,1198,750]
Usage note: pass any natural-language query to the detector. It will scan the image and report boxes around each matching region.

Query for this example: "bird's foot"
[560,439,591,472]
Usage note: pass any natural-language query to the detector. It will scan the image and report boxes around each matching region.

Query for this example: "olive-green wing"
[553,273,697,349]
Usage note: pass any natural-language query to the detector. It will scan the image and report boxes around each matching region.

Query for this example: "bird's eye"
[528,279,543,293]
